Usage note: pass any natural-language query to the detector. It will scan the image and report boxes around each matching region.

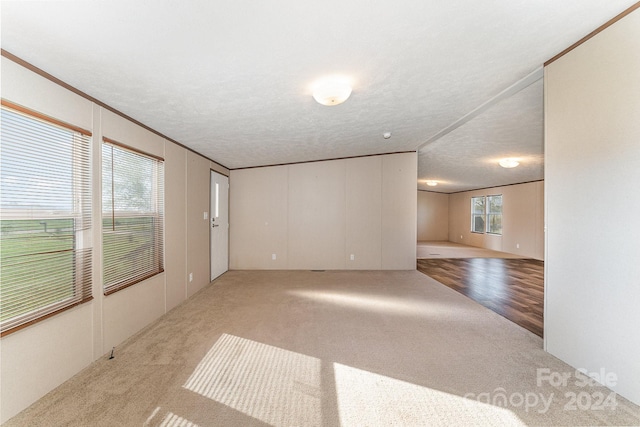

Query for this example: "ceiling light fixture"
[499,158,520,168]
[425,180,438,187]
[311,76,352,106]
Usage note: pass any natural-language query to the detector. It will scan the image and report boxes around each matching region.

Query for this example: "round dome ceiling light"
[499,158,520,168]
[425,180,438,187]
[311,76,352,106]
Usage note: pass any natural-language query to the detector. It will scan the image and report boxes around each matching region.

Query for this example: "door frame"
[210,169,229,281]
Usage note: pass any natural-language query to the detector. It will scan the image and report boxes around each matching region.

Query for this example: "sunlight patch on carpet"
[159,411,200,427]
[334,363,526,426]
[288,289,460,318]
[183,333,321,426]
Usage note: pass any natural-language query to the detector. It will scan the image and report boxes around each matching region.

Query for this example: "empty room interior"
[1,1,640,426]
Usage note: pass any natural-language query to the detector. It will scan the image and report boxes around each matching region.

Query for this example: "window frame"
[0,100,93,337]
[486,194,503,235]
[101,137,164,296]
[470,195,486,234]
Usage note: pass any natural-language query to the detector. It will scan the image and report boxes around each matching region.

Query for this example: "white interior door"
[210,170,229,281]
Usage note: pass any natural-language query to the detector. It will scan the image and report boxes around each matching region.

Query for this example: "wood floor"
[417,258,544,337]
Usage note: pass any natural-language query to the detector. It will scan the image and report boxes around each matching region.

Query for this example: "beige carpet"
[418,241,528,259]
[4,270,639,426]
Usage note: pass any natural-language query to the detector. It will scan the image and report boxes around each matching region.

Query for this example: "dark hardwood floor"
[417,258,544,337]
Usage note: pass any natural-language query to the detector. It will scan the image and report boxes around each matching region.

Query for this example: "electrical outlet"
[516,243,520,249]
[204,212,208,220]
[350,254,355,261]
[460,235,463,240]
[189,273,193,282]
[272,253,276,260]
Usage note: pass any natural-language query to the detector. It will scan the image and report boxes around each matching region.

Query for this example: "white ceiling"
[418,76,544,193]
[1,0,636,192]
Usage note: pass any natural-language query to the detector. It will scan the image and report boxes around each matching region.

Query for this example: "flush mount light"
[499,158,520,168]
[311,76,352,106]
[425,180,438,187]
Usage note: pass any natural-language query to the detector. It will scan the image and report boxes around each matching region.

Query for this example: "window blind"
[0,101,93,336]
[102,138,164,295]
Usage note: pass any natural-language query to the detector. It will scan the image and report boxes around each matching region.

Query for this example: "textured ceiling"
[418,78,544,193]
[1,0,636,192]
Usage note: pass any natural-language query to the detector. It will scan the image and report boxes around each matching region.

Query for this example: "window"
[486,195,503,235]
[102,138,164,295]
[0,101,92,336]
[471,196,485,233]
[470,194,503,235]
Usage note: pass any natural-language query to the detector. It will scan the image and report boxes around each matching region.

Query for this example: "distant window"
[0,102,93,336]
[471,196,485,233]
[102,138,164,295]
[486,195,503,235]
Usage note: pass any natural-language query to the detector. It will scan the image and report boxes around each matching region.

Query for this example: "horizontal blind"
[0,103,92,336]
[102,139,164,295]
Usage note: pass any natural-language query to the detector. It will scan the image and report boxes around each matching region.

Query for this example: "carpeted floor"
[4,270,640,426]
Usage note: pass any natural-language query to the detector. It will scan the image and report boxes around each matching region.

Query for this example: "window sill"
[1,296,94,338]
[104,269,165,296]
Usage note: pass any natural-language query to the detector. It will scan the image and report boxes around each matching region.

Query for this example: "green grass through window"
[1,216,160,322]
[102,216,158,289]
[0,219,75,322]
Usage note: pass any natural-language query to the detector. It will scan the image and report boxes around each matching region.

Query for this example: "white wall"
[186,151,212,296]
[230,153,417,270]
[0,56,229,423]
[448,181,544,259]
[544,8,640,405]
[164,142,188,312]
[346,156,383,270]
[381,154,418,269]
[288,160,347,269]
[417,191,449,241]
[228,165,290,269]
